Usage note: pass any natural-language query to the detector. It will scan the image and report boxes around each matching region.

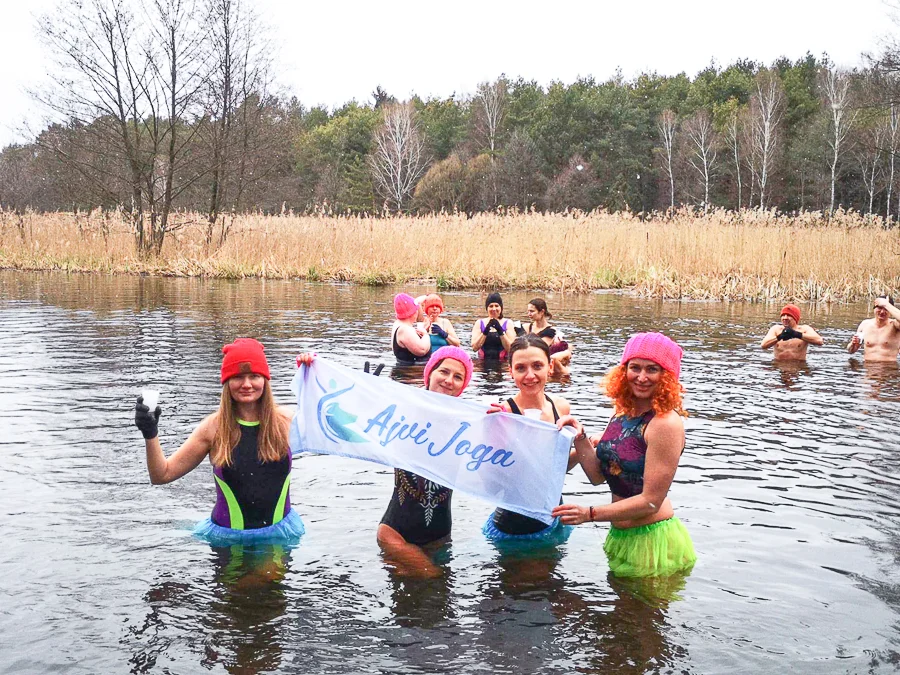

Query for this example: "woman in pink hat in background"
[421,293,461,352]
[553,332,696,578]
[391,293,432,364]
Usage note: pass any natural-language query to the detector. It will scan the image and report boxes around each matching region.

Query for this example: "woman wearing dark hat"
[470,292,516,361]
[134,338,304,544]
[552,332,696,578]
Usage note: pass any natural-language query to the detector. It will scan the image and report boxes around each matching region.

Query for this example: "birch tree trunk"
[657,110,677,211]
[749,71,784,210]
[821,67,857,216]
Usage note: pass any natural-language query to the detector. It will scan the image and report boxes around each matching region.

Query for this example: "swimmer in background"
[421,294,461,352]
[133,338,304,544]
[848,295,900,362]
[392,293,431,364]
[518,298,572,376]
[760,304,824,360]
[471,292,517,361]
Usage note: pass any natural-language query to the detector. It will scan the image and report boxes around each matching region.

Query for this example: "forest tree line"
[2,0,900,255]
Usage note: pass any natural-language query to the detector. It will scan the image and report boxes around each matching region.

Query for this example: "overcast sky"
[0,0,895,147]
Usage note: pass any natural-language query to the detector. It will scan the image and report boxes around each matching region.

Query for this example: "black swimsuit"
[490,395,560,535]
[211,422,292,529]
[479,319,509,360]
[380,469,452,545]
[392,326,427,365]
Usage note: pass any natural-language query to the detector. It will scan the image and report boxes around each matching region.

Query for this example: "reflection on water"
[2,270,900,673]
[132,544,293,675]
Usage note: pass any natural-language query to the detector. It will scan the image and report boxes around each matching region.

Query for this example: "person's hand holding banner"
[290,357,574,524]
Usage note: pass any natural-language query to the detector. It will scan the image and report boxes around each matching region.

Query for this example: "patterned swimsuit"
[596,411,655,498]
[380,470,452,545]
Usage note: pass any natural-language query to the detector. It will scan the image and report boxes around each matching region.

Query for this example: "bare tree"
[474,78,507,162]
[820,66,858,215]
[723,106,744,209]
[748,70,784,210]
[886,101,899,221]
[35,0,205,254]
[855,119,886,214]
[684,109,718,214]
[369,102,429,212]
[201,0,275,246]
[657,109,677,210]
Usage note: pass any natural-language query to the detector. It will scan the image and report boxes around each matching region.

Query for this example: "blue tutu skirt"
[482,513,573,548]
[193,508,305,547]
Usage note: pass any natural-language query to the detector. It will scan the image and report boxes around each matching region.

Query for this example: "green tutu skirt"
[604,517,696,578]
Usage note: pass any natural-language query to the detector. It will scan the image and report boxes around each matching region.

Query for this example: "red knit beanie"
[780,304,801,324]
[221,338,271,383]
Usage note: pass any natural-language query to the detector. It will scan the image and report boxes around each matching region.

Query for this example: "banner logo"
[315,376,367,444]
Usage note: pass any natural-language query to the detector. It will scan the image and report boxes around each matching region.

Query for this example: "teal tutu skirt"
[482,514,573,547]
[193,509,305,547]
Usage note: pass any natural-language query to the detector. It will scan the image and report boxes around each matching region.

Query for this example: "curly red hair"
[602,364,687,417]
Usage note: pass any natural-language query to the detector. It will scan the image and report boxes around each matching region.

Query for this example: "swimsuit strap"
[506,396,557,421]
[545,394,560,422]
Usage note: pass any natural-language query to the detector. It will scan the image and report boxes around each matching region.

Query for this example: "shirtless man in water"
[761,304,824,360]
[847,296,900,362]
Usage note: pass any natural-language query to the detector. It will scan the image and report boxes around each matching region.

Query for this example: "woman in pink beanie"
[391,293,431,364]
[377,345,474,576]
[552,332,696,578]
[296,346,474,577]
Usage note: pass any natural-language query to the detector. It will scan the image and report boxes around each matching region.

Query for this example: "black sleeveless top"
[212,422,292,529]
[392,325,427,364]
[491,394,561,535]
[380,469,452,545]
[479,319,510,360]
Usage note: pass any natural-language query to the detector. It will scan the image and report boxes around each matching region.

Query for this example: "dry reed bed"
[1,208,899,302]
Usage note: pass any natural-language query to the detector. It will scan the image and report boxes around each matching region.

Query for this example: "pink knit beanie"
[423,346,473,395]
[393,293,419,320]
[621,332,683,381]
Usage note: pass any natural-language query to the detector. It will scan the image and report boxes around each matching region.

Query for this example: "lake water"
[1,270,899,674]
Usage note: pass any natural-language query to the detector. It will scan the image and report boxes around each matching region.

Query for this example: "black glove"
[135,396,161,440]
[363,361,385,377]
[431,324,448,339]
[487,318,502,332]
[779,327,802,341]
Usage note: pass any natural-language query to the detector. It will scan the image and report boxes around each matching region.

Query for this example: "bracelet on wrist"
[575,428,587,441]
[589,505,595,522]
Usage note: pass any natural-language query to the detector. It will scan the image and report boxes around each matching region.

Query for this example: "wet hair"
[485,292,504,318]
[528,298,552,320]
[211,380,289,467]
[507,334,551,365]
[602,364,687,418]
[876,294,895,307]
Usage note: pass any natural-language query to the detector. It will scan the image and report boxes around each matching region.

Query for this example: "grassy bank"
[1,208,898,301]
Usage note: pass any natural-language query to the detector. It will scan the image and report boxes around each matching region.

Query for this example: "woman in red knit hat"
[134,338,304,544]
[552,332,696,578]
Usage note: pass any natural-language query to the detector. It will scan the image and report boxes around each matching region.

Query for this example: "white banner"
[289,358,574,524]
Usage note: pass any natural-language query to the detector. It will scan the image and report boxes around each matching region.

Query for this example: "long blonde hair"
[210,380,289,467]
